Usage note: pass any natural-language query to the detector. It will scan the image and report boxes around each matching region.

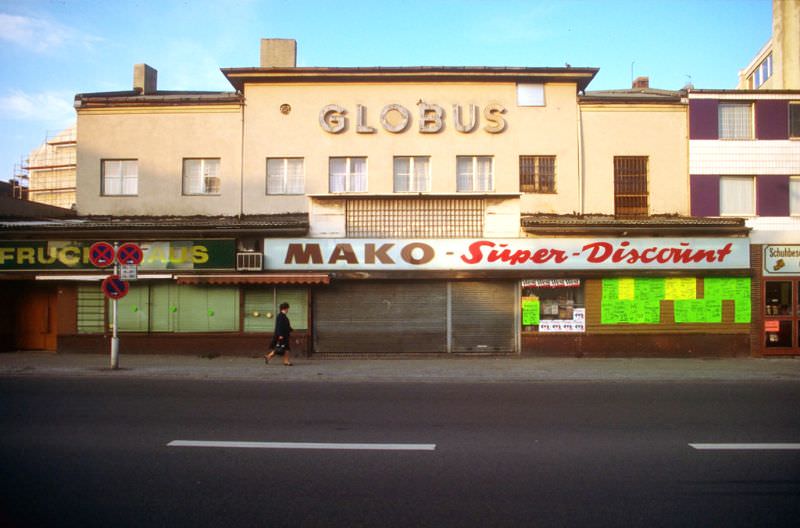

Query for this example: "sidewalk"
[1,351,800,383]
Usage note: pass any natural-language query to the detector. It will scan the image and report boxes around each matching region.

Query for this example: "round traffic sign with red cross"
[88,242,116,268]
[101,274,129,300]
[117,242,143,265]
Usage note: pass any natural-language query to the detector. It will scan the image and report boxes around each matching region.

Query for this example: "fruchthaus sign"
[265,238,750,271]
[0,240,235,271]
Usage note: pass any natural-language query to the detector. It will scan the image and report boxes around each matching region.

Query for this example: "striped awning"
[174,273,329,285]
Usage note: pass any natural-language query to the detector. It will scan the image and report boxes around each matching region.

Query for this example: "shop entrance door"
[763,279,799,355]
[16,287,57,351]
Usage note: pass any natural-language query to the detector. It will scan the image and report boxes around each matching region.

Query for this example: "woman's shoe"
[284,362,293,367]
[265,354,271,364]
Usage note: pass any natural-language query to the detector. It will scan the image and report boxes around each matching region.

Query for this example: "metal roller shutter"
[451,281,517,353]
[314,281,447,354]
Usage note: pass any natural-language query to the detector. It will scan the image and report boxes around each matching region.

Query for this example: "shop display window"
[765,320,793,348]
[765,281,792,316]
[521,279,585,333]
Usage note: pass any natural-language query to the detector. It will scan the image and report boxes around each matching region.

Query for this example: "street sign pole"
[111,242,120,370]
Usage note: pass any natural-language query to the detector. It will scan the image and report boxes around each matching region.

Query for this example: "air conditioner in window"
[236,252,263,272]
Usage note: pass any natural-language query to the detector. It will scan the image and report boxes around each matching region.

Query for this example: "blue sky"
[0,0,772,182]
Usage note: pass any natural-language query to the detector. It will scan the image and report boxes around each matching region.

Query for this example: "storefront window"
[243,287,308,332]
[765,281,792,315]
[765,320,793,348]
[521,279,585,333]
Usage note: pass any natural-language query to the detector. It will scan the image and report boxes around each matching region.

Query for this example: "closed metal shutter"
[314,281,447,354]
[451,281,516,353]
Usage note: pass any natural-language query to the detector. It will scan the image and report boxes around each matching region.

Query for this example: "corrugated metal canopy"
[175,274,329,285]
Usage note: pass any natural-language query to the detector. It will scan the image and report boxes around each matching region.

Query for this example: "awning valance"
[175,273,329,285]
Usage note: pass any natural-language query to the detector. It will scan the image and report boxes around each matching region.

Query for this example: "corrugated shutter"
[77,285,104,334]
[314,281,447,353]
[451,281,516,353]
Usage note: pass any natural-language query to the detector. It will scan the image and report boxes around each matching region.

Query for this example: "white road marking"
[689,443,800,450]
[168,440,436,451]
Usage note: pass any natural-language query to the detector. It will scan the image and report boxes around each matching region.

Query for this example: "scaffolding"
[23,126,77,209]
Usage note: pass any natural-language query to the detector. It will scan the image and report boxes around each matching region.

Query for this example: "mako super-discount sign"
[264,238,751,271]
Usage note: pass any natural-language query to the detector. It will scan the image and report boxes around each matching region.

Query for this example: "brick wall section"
[751,244,763,357]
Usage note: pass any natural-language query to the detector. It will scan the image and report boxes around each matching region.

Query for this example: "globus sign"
[264,238,751,271]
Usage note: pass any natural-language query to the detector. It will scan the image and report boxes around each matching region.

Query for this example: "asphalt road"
[1,378,799,527]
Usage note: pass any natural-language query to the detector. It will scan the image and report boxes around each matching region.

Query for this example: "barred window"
[718,102,752,140]
[101,160,138,196]
[267,158,304,194]
[614,156,648,217]
[329,157,367,193]
[183,158,220,195]
[346,198,484,238]
[393,156,430,192]
[520,155,556,193]
[456,156,493,192]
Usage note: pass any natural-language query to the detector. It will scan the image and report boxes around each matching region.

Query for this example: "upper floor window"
[393,156,430,192]
[718,102,753,139]
[456,156,493,192]
[183,158,220,195]
[790,177,800,216]
[101,159,138,196]
[613,156,648,216]
[790,103,800,138]
[520,155,556,193]
[267,158,304,195]
[750,53,773,89]
[329,157,367,193]
[719,176,755,216]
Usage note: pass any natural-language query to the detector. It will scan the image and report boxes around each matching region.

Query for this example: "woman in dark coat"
[266,302,293,366]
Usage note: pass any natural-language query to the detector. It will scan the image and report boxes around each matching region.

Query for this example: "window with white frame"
[183,158,220,195]
[790,177,800,216]
[720,176,755,216]
[101,160,138,196]
[790,103,800,138]
[750,53,772,89]
[718,102,753,140]
[393,156,430,192]
[456,156,493,192]
[329,157,367,193]
[267,158,304,194]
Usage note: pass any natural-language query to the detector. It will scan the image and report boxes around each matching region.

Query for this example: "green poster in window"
[674,299,722,323]
[602,279,619,301]
[522,300,540,325]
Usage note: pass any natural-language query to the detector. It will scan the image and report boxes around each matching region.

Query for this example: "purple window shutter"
[755,100,789,139]
[689,100,719,139]
[690,175,720,216]
[756,175,790,216]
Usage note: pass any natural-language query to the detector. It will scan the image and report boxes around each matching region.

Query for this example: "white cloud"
[0,90,75,125]
[0,13,102,53]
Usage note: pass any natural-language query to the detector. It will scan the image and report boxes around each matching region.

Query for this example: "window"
[393,156,430,192]
[267,158,304,194]
[790,104,800,138]
[517,84,545,106]
[183,158,220,195]
[521,280,585,333]
[520,155,556,193]
[456,156,493,192]
[790,177,800,216]
[750,53,773,89]
[719,176,755,216]
[329,157,367,193]
[718,102,753,139]
[101,160,138,196]
[613,156,648,216]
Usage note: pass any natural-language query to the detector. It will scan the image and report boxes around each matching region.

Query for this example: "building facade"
[0,40,755,357]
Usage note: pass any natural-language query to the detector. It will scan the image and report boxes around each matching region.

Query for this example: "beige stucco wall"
[76,107,243,215]
[580,103,689,215]
[241,81,582,216]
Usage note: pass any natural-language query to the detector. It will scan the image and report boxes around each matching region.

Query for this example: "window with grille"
[346,198,485,238]
[393,156,430,192]
[519,155,556,193]
[267,158,304,194]
[101,159,138,196]
[613,156,648,216]
[718,102,753,139]
[329,157,367,192]
[456,156,493,192]
[183,158,220,195]
[720,176,755,216]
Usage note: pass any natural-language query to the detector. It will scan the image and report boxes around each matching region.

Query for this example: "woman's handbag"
[273,341,287,356]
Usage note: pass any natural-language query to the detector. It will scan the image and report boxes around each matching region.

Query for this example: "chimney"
[632,76,650,89]
[260,38,297,68]
[133,64,158,95]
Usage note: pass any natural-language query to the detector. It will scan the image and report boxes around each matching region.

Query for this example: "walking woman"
[266,302,293,366]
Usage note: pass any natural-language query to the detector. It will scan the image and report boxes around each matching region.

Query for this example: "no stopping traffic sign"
[117,242,143,265]
[101,275,129,300]
[89,242,115,267]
